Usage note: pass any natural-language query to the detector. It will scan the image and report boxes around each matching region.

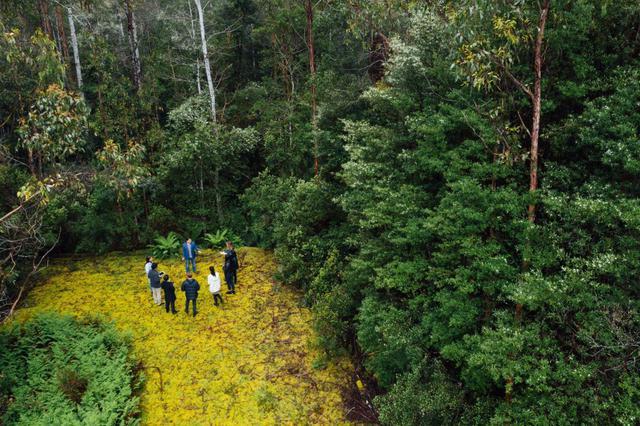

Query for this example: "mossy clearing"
[11,247,353,425]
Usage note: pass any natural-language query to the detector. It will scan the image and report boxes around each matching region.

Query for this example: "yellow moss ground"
[11,247,353,425]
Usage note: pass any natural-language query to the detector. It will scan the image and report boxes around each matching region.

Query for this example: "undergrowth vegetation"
[0,314,141,425]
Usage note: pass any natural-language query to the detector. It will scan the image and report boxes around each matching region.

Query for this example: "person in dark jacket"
[219,241,238,294]
[161,275,177,314]
[181,273,200,317]
[148,263,162,305]
[182,238,198,273]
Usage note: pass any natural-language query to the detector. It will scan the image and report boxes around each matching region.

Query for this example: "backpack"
[231,251,239,270]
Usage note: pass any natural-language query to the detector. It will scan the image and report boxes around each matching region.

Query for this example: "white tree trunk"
[67,9,82,90]
[196,58,202,94]
[188,0,202,95]
[193,0,216,122]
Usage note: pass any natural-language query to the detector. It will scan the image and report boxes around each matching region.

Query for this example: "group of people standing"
[144,239,239,317]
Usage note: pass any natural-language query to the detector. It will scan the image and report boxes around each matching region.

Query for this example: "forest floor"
[11,247,354,425]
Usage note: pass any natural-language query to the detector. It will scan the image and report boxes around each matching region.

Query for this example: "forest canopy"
[1,0,640,424]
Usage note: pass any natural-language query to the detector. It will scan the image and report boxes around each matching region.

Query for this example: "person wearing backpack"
[161,274,178,314]
[181,273,200,317]
[220,241,238,294]
[207,265,223,307]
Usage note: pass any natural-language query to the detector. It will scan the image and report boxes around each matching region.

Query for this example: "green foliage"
[203,228,243,249]
[97,140,148,202]
[335,3,640,423]
[146,205,177,237]
[309,249,357,355]
[17,84,88,171]
[271,179,343,288]
[148,232,181,259]
[74,182,140,254]
[4,0,640,423]
[241,174,298,248]
[0,26,64,122]
[204,229,229,248]
[0,314,141,425]
[0,163,29,213]
[375,359,469,426]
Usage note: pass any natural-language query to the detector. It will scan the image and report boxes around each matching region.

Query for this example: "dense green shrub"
[146,205,177,237]
[204,229,229,248]
[148,231,182,259]
[375,359,468,426]
[309,249,358,355]
[204,229,243,249]
[241,174,299,248]
[0,314,141,425]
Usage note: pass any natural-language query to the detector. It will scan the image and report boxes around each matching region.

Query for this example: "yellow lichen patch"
[11,248,353,425]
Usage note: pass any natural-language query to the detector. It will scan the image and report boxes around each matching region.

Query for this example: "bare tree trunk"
[193,0,216,122]
[515,0,550,324]
[305,0,319,177]
[526,0,550,225]
[124,0,142,92]
[214,166,223,225]
[37,0,53,39]
[67,9,83,91]
[54,6,70,67]
[52,14,63,60]
[196,59,202,94]
[27,149,36,178]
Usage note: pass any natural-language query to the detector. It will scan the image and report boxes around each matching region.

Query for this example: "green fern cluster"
[0,314,142,425]
[204,229,243,249]
[147,231,181,259]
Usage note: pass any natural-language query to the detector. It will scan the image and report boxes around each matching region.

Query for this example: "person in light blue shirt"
[144,256,153,292]
[182,238,198,273]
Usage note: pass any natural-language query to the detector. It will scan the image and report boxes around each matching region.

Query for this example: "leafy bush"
[181,220,205,242]
[204,229,244,249]
[204,229,229,248]
[147,205,177,237]
[73,182,140,254]
[148,231,181,259]
[241,174,298,248]
[309,249,359,355]
[0,314,141,425]
[375,359,470,426]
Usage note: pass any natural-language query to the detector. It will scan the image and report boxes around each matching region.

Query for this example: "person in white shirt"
[144,256,153,293]
[208,265,223,307]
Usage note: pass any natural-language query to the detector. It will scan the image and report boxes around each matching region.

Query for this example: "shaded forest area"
[2,0,640,423]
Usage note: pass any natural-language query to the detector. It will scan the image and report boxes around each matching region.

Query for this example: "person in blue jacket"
[182,238,198,273]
